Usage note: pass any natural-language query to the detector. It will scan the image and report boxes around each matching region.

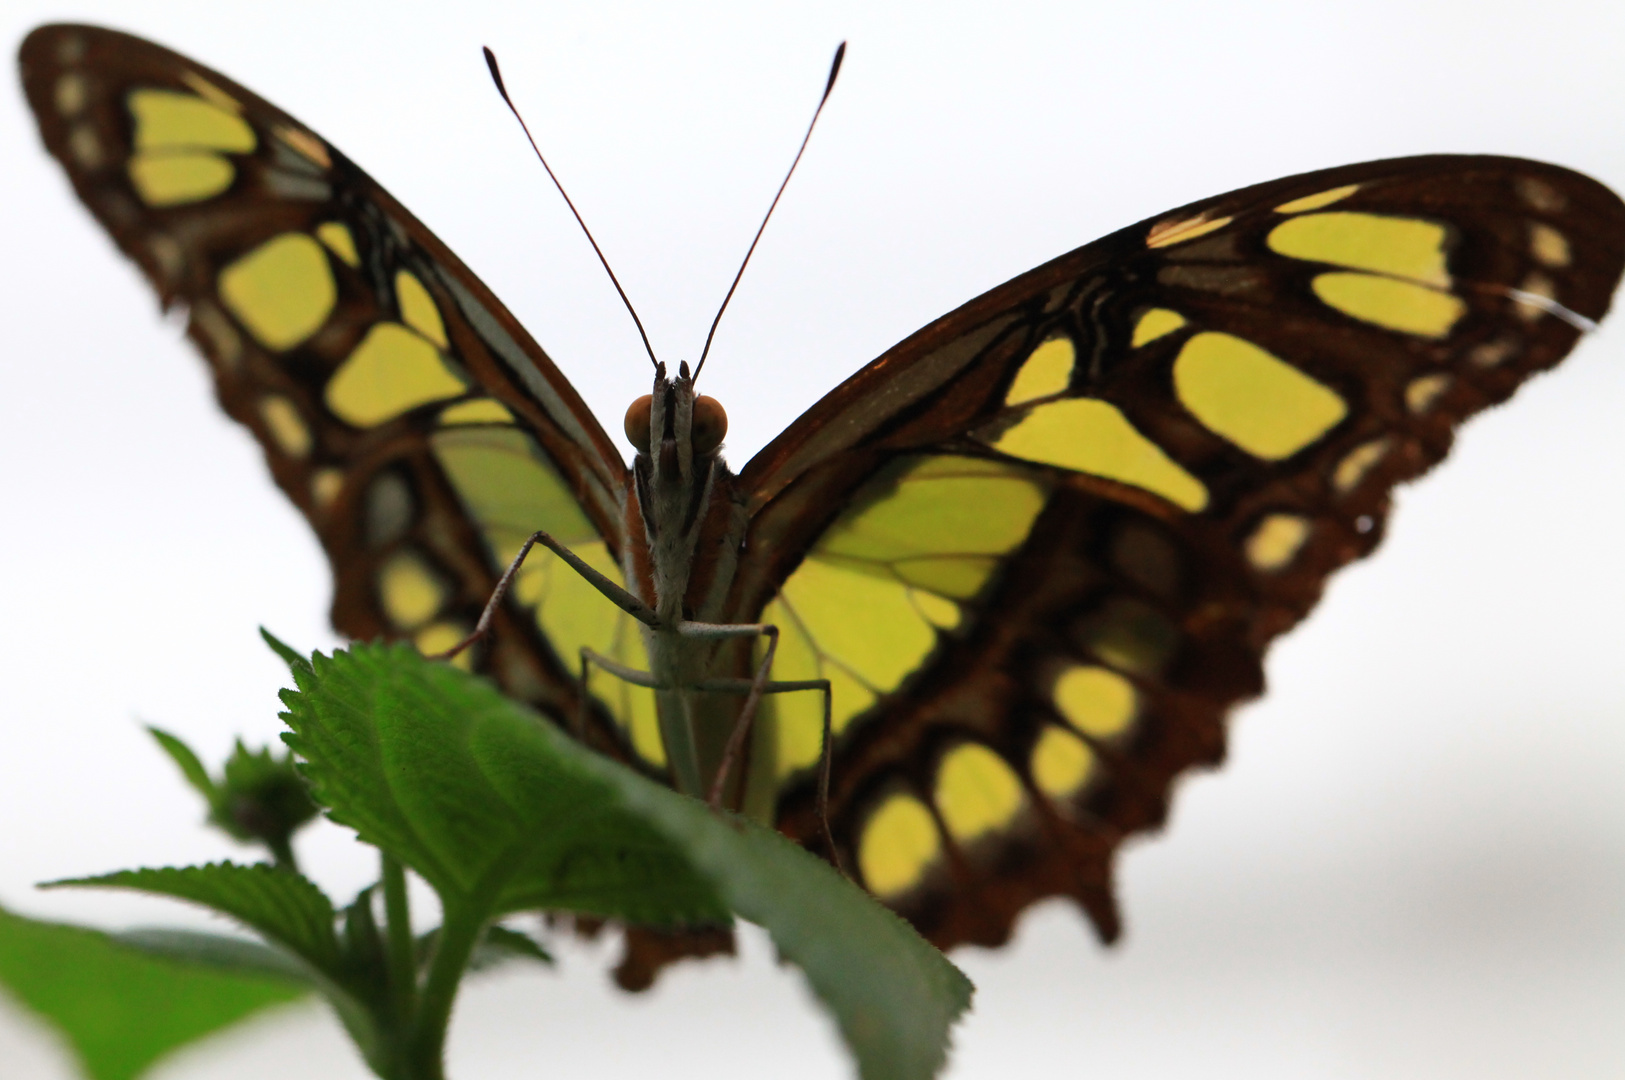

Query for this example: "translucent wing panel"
[431,424,661,763]
[753,457,1048,788]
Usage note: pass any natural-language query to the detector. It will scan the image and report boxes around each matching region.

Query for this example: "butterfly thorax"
[623,363,752,799]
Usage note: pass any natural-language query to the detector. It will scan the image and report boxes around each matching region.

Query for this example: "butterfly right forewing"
[728,156,1625,951]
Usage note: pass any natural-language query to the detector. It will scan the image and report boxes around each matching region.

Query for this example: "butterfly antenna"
[692,41,846,381]
[484,46,660,370]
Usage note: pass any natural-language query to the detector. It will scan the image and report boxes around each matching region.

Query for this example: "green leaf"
[279,644,730,928]
[0,906,303,1080]
[577,751,974,1080]
[260,627,311,673]
[49,867,390,1072]
[146,727,217,803]
[286,644,972,1080]
[47,863,342,978]
[113,927,312,984]
[428,923,554,974]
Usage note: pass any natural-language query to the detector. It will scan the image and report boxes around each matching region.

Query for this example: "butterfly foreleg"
[677,620,838,868]
[691,668,839,869]
[576,646,672,741]
[434,528,659,662]
[677,621,781,809]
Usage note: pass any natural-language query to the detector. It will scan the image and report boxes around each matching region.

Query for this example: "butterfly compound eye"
[692,396,727,455]
[624,395,653,455]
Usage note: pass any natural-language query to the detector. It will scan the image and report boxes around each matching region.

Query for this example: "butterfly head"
[625,361,727,479]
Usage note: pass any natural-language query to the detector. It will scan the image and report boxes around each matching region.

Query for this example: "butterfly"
[21,22,1625,991]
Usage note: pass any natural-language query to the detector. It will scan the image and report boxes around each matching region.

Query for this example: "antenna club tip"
[483,46,508,97]
[825,42,846,96]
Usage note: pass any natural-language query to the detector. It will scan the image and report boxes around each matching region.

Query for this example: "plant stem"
[407,905,484,1080]
[266,833,299,873]
[381,854,416,1031]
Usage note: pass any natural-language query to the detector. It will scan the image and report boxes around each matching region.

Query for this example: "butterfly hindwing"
[735,156,1625,948]
[19,23,669,766]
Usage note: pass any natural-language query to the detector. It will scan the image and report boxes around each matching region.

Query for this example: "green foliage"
[278,642,732,929]
[0,906,304,1080]
[49,863,342,975]
[112,927,311,982]
[281,643,973,1080]
[48,865,395,1073]
[147,727,318,868]
[434,923,554,973]
[38,639,970,1080]
[596,761,975,1080]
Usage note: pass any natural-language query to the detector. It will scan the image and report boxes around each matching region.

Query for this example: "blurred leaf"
[424,923,554,974]
[146,727,216,803]
[259,627,311,673]
[51,868,389,1071]
[114,927,311,983]
[0,906,303,1080]
[48,863,341,978]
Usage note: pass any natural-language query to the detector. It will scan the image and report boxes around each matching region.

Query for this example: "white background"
[1,2,1622,1078]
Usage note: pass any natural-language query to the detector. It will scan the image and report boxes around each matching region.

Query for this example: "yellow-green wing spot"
[1173,332,1348,459]
[760,457,1048,782]
[1245,512,1313,572]
[1529,222,1572,268]
[218,233,336,351]
[1005,337,1075,405]
[326,323,466,427]
[128,88,252,150]
[378,551,446,631]
[128,152,233,206]
[316,222,360,267]
[1405,373,1452,414]
[440,399,515,425]
[1053,664,1137,739]
[257,395,312,458]
[395,270,448,348]
[1273,184,1360,214]
[125,88,254,207]
[991,399,1209,511]
[1311,273,1466,338]
[1267,212,1451,286]
[857,792,942,899]
[933,743,1026,843]
[430,425,661,763]
[1131,307,1187,348]
[1332,436,1393,494]
[1030,724,1096,801]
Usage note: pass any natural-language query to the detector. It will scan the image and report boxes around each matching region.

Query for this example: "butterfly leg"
[432,528,659,662]
[673,619,784,809]
[681,619,843,870]
[692,672,841,872]
[575,638,845,869]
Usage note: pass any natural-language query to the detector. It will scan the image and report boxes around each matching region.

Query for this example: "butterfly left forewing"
[20,24,670,768]
[732,155,1625,950]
